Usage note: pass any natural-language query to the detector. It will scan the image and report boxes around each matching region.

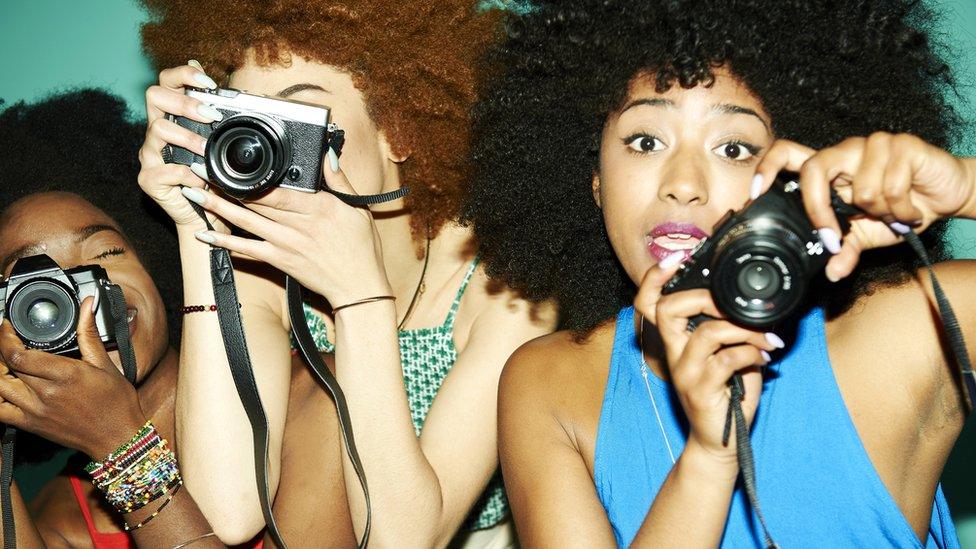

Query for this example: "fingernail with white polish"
[182,187,206,205]
[889,221,911,235]
[765,332,785,349]
[194,231,217,244]
[189,162,209,181]
[91,291,101,314]
[818,227,841,254]
[194,72,218,90]
[658,251,686,270]
[197,103,223,122]
[188,59,204,71]
[750,173,764,200]
[761,350,772,363]
[327,147,340,173]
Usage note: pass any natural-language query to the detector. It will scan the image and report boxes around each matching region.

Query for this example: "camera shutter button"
[287,166,302,181]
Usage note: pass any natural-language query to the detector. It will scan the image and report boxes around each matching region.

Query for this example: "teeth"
[126,309,137,323]
[666,233,692,240]
[653,236,700,250]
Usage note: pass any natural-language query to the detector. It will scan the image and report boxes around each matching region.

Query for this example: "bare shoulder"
[500,321,617,436]
[29,474,93,548]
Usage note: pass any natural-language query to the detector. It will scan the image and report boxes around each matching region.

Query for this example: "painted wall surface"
[1,0,974,545]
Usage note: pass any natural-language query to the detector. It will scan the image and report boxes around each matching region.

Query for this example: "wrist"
[680,438,740,483]
[86,410,148,460]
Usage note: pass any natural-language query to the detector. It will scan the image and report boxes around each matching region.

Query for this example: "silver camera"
[163,87,344,198]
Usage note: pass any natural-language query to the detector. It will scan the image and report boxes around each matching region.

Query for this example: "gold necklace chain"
[397,235,431,330]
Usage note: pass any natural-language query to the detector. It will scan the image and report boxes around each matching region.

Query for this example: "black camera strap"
[1,286,137,549]
[187,183,406,549]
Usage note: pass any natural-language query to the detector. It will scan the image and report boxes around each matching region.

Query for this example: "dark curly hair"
[0,89,182,347]
[139,0,502,248]
[464,0,960,333]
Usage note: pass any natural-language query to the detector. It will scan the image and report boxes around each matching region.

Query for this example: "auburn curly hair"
[464,0,961,333]
[140,0,501,245]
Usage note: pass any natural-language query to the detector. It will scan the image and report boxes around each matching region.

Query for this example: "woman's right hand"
[634,254,780,463]
[137,61,229,231]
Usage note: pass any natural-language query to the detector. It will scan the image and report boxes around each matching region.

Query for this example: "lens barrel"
[8,279,79,351]
[205,113,291,198]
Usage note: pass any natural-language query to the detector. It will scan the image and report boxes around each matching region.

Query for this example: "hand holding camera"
[138,63,229,230]
[0,294,145,460]
[754,135,976,282]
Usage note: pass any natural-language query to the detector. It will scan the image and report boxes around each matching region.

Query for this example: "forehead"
[0,193,115,257]
[623,68,767,115]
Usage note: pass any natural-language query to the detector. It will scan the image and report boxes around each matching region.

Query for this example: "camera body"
[662,177,859,329]
[0,255,120,354]
[163,87,343,199]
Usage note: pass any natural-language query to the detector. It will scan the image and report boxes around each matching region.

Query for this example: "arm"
[136,63,294,543]
[332,287,554,547]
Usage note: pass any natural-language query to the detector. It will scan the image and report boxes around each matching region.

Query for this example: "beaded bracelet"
[180,304,218,314]
[123,479,183,531]
[86,421,182,515]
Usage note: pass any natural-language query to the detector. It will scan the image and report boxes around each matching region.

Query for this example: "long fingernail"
[889,221,911,235]
[658,251,686,270]
[197,103,223,122]
[750,173,764,200]
[818,227,841,254]
[761,350,772,363]
[765,332,785,349]
[327,147,340,173]
[91,291,101,314]
[188,59,204,71]
[194,231,217,244]
[189,162,209,181]
[194,72,218,90]
[182,187,206,205]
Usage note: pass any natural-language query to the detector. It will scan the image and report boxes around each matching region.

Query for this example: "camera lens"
[205,114,290,198]
[736,260,781,300]
[27,298,60,330]
[8,280,78,350]
[225,135,265,176]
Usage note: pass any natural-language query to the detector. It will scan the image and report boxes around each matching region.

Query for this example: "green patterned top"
[296,257,507,530]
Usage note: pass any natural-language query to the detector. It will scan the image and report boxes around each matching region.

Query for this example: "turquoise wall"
[0,0,974,545]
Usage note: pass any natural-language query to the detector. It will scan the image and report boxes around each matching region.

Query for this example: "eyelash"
[622,133,663,155]
[719,140,763,164]
[92,247,125,260]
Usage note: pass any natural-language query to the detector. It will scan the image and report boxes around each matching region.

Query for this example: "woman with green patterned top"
[134,0,554,547]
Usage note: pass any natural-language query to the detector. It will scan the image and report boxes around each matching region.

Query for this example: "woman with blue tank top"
[465,1,974,546]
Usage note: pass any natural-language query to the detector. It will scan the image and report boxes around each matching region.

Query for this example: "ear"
[379,129,410,164]
[591,172,603,208]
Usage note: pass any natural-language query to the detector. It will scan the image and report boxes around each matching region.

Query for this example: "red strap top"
[69,475,264,549]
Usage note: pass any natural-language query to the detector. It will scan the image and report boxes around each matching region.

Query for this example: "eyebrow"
[712,103,770,131]
[276,83,329,98]
[621,98,675,114]
[2,224,123,273]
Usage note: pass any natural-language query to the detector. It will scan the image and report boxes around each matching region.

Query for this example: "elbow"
[210,513,266,546]
[184,479,267,545]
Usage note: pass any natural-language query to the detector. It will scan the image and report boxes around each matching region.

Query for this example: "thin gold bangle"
[331,295,396,315]
[172,532,217,548]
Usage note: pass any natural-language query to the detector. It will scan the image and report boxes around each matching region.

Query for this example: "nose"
[657,146,708,206]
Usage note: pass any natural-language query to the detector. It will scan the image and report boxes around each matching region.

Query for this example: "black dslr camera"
[0,254,123,354]
[163,87,345,199]
[662,177,860,329]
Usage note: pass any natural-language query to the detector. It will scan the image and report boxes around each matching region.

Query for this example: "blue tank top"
[594,306,959,548]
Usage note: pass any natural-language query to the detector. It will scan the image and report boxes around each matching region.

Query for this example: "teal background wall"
[0,0,974,545]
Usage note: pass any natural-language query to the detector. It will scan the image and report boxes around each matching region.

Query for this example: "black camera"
[0,255,123,354]
[662,177,860,329]
[163,87,344,199]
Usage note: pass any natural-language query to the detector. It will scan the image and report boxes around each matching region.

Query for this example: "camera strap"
[0,286,137,549]
[187,182,407,549]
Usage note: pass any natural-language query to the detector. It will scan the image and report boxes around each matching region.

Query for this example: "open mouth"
[647,222,707,262]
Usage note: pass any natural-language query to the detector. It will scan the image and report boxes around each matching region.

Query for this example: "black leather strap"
[287,277,370,548]
[1,426,16,549]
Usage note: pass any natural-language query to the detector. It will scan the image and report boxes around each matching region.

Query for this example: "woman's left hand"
[182,150,393,306]
[755,133,976,281]
[0,297,147,459]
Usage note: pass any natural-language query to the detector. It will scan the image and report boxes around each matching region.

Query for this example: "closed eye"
[91,247,126,261]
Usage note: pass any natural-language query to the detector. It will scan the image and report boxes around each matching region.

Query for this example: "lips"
[647,222,708,263]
